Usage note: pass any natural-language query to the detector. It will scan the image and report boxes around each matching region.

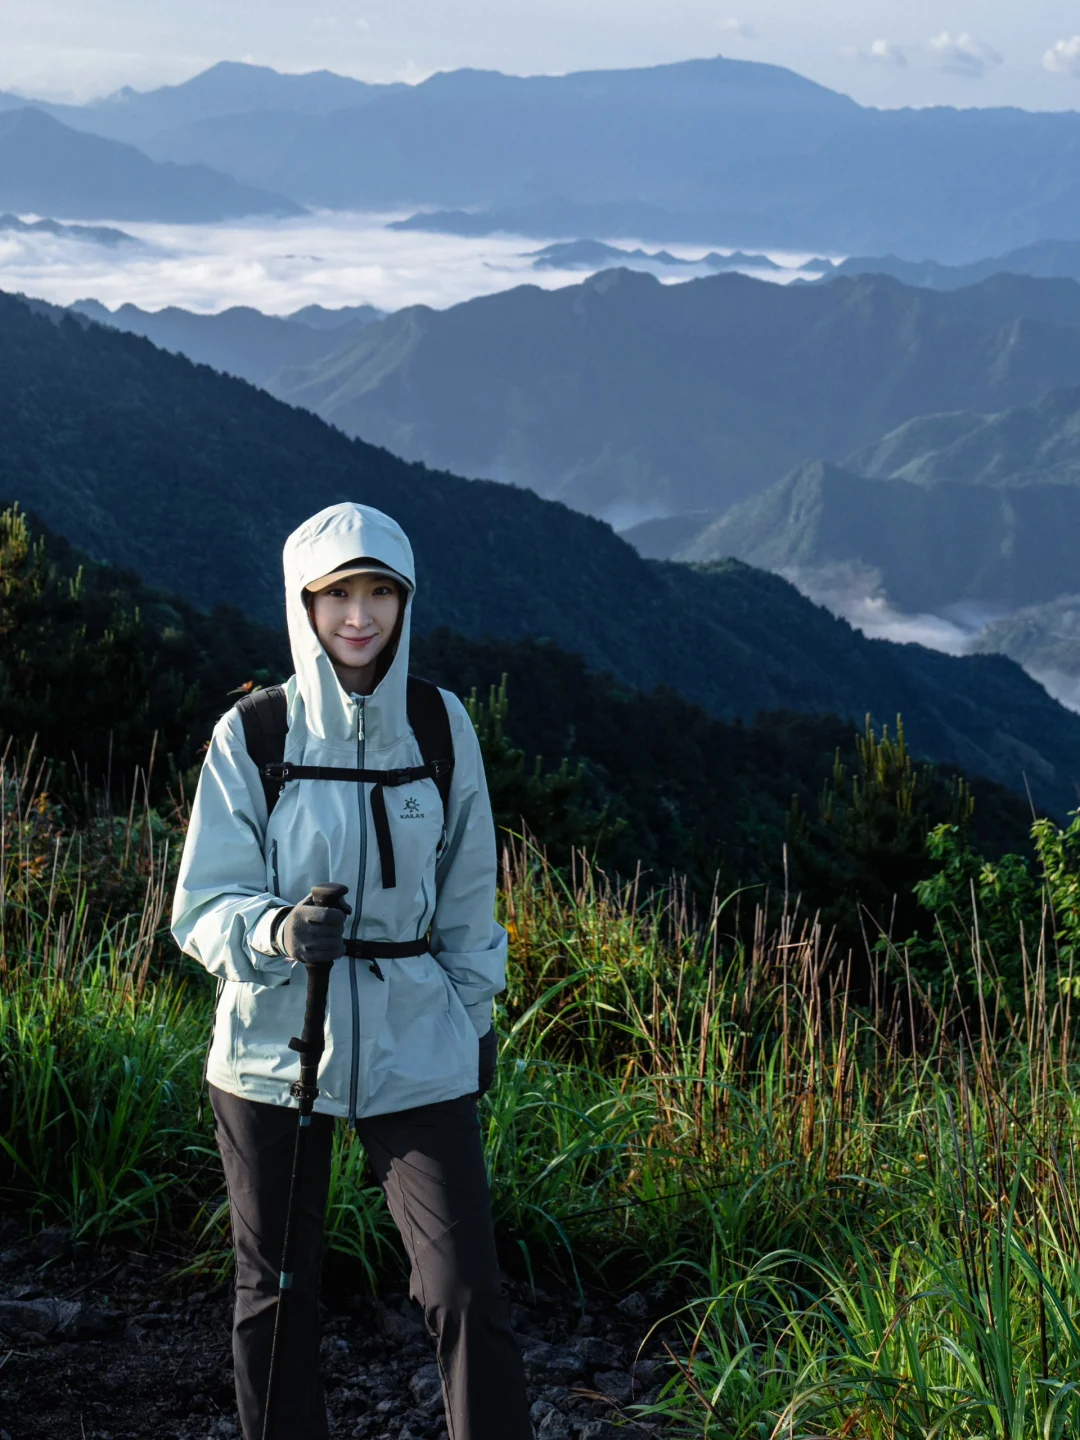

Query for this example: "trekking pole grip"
[287,882,348,1116]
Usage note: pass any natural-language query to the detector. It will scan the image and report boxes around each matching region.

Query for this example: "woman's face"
[308,573,403,691]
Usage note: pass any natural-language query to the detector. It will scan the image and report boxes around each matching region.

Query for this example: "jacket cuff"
[250,904,291,960]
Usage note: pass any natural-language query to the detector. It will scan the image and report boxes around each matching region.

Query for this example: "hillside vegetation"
[4,505,1037,933]
[71,298,379,388]
[6,721,1080,1435]
[681,458,1080,612]
[680,387,1080,612]
[4,288,1079,815]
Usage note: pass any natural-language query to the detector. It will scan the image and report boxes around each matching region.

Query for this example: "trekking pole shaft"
[261,882,348,1440]
[261,1121,308,1438]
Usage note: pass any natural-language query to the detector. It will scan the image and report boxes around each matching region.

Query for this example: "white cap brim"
[304,562,410,594]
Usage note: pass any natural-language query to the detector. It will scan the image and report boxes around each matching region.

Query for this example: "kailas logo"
[400,796,424,820]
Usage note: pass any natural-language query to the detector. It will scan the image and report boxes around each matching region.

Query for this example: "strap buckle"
[262,761,293,782]
[383,767,413,787]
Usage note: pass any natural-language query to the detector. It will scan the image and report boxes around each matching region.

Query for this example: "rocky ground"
[0,1218,682,1439]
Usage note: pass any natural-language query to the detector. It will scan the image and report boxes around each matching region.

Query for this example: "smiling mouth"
[339,633,376,647]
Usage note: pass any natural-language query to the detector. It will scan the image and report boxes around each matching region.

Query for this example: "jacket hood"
[283,502,415,744]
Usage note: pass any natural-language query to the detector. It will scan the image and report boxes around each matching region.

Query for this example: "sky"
[0,0,1077,111]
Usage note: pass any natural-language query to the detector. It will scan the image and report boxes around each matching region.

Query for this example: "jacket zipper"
[347,697,367,1128]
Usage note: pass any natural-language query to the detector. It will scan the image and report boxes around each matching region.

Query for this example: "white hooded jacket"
[171,502,505,1121]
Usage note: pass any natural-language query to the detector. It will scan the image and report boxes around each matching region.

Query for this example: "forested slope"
[2,290,1077,814]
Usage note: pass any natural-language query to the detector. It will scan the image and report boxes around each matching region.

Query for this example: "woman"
[172,501,532,1440]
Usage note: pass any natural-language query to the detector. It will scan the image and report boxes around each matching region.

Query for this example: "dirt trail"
[0,1220,676,1439]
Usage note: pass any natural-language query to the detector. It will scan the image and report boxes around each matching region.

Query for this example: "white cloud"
[355,17,371,31]
[0,211,813,320]
[1044,37,1080,77]
[394,59,436,85]
[717,18,756,40]
[927,31,1003,78]
[844,38,907,68]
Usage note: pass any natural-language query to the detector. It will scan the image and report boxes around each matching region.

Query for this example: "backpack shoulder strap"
[235,685,288,819]
[407,676,454,816]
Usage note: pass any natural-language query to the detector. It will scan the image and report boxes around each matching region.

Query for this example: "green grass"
[5,755,1080,1437]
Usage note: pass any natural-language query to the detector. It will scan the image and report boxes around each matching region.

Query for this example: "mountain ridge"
[1,286,1078,814]
[6,57,1080,255]
[268,268,1080,525]
[0,106,302,221]
[70,299,380,387]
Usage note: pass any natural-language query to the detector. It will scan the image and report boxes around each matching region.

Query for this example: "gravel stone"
[592,1368,634,1405]
[408,1362,443,1411]
[569,1336,623,1370]
[522,1340,586,1386]
[536,1411,573,1440]
[615,1290,649,1320]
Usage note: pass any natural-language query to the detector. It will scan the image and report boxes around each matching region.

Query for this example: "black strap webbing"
[343,938,429,960]
[407,676,454,816]
[343,935,430,981]
[371,784,395,888]
[258,760,447,787]
[235,685,288,818]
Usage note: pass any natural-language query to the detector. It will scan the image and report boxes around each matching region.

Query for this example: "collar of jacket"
[283,502,417,748]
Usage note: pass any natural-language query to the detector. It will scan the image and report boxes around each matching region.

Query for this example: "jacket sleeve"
[429,691,507,1037]
[171,706,293,986]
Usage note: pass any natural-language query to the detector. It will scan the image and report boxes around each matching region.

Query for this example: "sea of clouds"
[0,211,825,314]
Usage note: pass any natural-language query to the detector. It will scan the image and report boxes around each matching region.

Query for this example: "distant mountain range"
[4,284,1079,813]
[267,268,1080,526]
[6,57,1080,256]
[0,107,301,221]
[0,61,394,146]
[0,212,139,246]
[97,58,861,216]
[811,239,1080,290]
[524,237,1080,288]
[388,201,822,248]
[70,299,381,387]
[526,239,785,273]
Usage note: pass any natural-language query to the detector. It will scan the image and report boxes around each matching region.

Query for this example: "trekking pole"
[261,882,349,1440]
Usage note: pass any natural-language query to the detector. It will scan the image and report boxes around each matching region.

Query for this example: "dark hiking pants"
[210,1086,532,1440]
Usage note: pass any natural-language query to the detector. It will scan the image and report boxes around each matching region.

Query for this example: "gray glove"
[477,1027,497,1097]
[271,892,352,965]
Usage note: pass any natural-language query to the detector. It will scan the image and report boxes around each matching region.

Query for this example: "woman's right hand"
[273,892,352,965]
